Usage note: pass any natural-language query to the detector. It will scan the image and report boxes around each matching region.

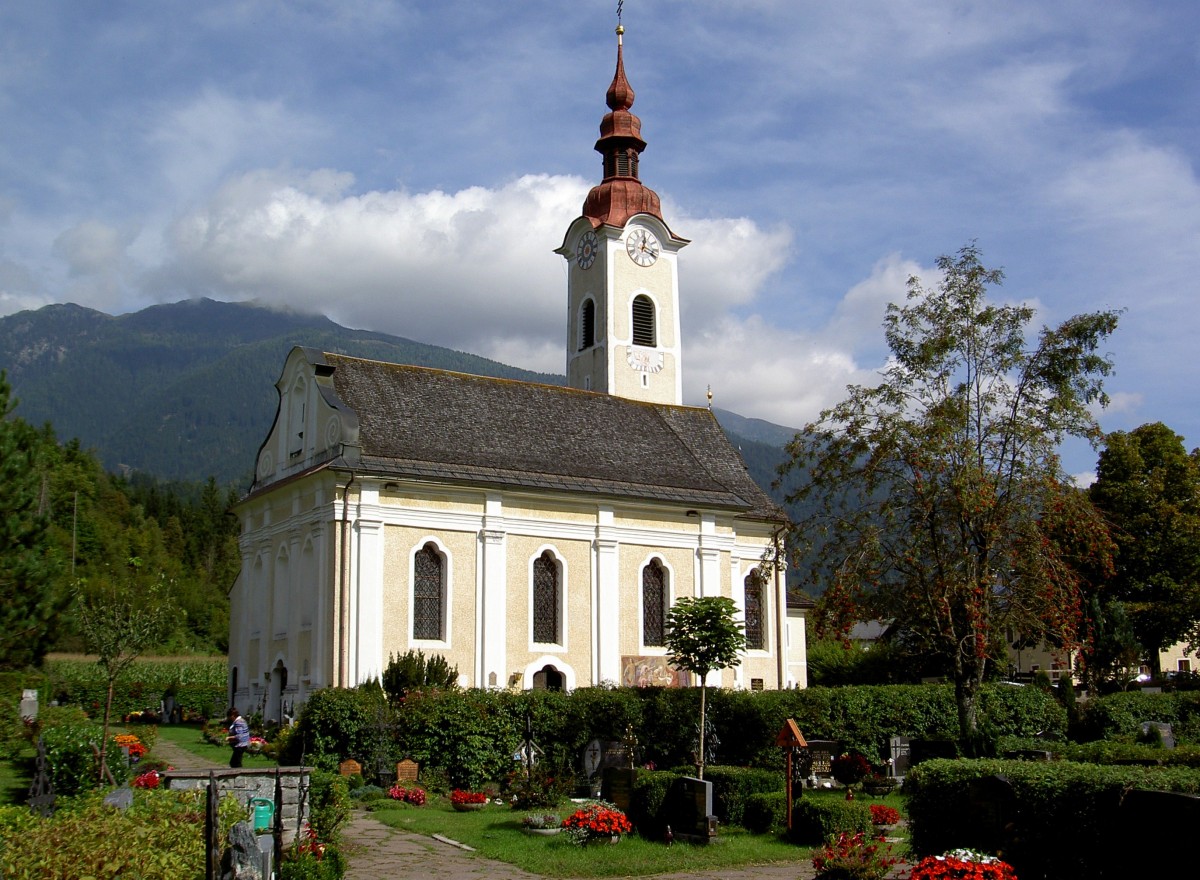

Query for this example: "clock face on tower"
[625,227,660,267]
[576,230,599,269]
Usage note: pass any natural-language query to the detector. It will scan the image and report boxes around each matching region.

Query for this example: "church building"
[228,25,809,720]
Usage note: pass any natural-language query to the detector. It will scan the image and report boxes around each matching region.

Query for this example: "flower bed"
[909,849,1017,880]
[387,784,427,806]
[561,801,632,846]
[869,804,900,827]
[812,831,897,880]
[450,789,488,811]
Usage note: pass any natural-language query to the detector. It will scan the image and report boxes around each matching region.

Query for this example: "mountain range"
[0,298,796,497]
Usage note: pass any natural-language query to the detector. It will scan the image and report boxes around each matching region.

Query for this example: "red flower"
[450,789,488,805]
[869,804,901,825]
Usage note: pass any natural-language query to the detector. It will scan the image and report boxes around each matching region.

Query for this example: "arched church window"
[744,570,766,650]
[533,551,560,644]
[632,295,656,347]
[413,543,445,640]
[580,299,596,350]
[642,559,667,647]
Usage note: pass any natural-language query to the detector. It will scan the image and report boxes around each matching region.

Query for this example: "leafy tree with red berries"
[781,244,1119,752]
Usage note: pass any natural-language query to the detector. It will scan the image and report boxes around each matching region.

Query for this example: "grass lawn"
[151,723,276,769]
[365,799,818,878]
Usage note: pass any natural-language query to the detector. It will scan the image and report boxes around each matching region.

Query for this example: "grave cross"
[27,736,56,818]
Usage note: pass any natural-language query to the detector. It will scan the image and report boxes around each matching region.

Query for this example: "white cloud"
[157,171,796,377]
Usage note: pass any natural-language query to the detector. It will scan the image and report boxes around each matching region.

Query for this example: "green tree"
[780,244,1119,752]
[664,595,745,779]
[75,560,175,780]
[0,373,66,668]
[1088,422,1200,678]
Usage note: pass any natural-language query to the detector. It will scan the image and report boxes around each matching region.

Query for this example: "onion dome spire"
[582,24,664,228]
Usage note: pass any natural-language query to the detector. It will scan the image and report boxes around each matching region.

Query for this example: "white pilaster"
[480,494,507,687]
[595,506,620,685]
[353,518,385,684]
[697,513,722,598]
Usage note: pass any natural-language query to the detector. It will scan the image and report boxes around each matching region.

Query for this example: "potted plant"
[521,812,562,835]
[450,789,488,812]
[561,801,633,846]
[909,849,1018,880]
[868,803,900,833]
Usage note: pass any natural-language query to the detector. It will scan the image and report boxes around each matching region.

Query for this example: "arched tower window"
[632,295,656,347]
[413,543,445,641]
[533,551,561,644]
[642,559,667,647]
[744,570,766,650]
[580,299,596,350]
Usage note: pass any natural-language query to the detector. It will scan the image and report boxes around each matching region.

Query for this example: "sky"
[2,1,1198,480]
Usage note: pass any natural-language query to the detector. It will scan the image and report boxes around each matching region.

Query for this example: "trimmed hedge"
[39,658,227,721]
[278,682,1068,783]
[905,758,1200,879]
[789,797,872,843]
[742,791,788,833]
[1077,690,1200,744]
[703,765,784,826]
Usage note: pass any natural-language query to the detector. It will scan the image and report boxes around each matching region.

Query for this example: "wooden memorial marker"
[395,759,419,782]
[775,720,808,831]
[337,758,362,778]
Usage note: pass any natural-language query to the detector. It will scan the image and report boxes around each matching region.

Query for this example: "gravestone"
[965,774,1017,857]
[663,776,716,845]
[1139,721,1175,749]
[888,736,912,777]
[1112,790,1200,874]
[805,740,839,777]
[909,739,957,766]
[221,820,263,880]
[601,767,637,815]
[19,689,38,721]
[337,759,362,778]
[104,787,134,811]
[395,759,419,782]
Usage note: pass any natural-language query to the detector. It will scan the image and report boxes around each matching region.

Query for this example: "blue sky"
[2,1,1198,479]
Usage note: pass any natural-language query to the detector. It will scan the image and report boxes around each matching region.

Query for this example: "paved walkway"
[149,738,824,880]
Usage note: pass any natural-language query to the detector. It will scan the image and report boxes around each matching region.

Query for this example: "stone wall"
[163,767,312,841]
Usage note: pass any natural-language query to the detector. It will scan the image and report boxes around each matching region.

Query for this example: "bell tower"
[556,23,688,405]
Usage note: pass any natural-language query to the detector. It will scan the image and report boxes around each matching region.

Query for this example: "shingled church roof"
[303,350,782,521]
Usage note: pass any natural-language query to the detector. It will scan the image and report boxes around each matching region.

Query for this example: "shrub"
[381,649,458,704]
[905,757,1200,879]
[790,797,872,844]
[309,771,351,845]
[41,720,131,795]
[811,831,899,880]
[0,788,244,879]
[742,791,788,833]
[703,765,784,826]
[1077,690,1200,744]
[280,687,391,772]
[628,769,680,836]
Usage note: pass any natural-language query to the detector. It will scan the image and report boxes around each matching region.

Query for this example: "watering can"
[249,796,275,832]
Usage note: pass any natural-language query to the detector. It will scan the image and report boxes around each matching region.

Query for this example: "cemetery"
[3,659,1200,879]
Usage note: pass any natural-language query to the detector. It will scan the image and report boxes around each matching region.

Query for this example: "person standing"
[226,707,250,768]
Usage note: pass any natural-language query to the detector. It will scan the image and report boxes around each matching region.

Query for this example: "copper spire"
[581,24,663,228]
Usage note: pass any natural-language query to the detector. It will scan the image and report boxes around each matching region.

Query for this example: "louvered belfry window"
[413,543,443,640]
[581,299,595,350]
[642,559,666,646]
[744,571,765,650]
[533,551,559,643]
[632,295,656,347]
